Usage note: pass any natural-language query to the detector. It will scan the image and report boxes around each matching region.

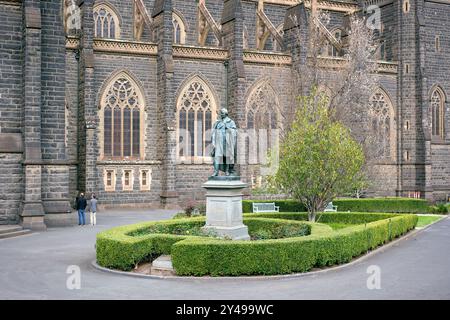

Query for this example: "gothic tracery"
[177,77,217,159]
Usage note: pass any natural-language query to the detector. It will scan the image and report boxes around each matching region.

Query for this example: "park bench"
[323,202,338,212]
[252,202,280,213]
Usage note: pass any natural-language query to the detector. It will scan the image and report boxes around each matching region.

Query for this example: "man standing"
[211,108,238,176]
[77,193,87,226]
[89,195,98,226]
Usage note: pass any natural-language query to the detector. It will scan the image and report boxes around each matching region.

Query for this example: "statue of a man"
[211,108,237,176]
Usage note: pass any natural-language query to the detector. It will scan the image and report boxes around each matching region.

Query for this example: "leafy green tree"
[275,88,365,222]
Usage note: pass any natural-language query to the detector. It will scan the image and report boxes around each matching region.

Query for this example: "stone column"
[416,0,433,201]
[153,0,178,208]
[20,0,46,230]
[78,0,97,196]
[397,0,429,199]
[221,0,248,182]
[40,0,73,226]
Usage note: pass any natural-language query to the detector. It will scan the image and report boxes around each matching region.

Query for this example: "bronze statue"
[211,108,237,176]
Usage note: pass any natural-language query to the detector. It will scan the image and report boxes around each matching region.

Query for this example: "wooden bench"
[252,202,280,213]
[323,202,338,212]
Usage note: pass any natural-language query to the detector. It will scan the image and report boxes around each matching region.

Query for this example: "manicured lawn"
[416,215,445,228]
[324,223,356,230]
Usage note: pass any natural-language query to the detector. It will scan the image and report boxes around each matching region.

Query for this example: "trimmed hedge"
[243,198,431,214]
[245,212,398,224]
[172,214,418,276]
[96,218,205,271]
[97,213,417,276]
[96,217,319,271]
[243,200,307,213]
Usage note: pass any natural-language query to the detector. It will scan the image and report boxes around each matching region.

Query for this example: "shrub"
[97,213,417,276]
[252,229,272,240]
[245,218,311,239]
[183,200,198,216]
[243,200,307,213]
[430,204,449,214]
[243,198,431,214]
[96,218,205,271]
[172,214,417,276]
[97,217,312,271]
[332,198,430,213]
[245,212,397,224]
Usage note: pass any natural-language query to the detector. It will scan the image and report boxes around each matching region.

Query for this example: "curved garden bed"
[96,212,417,276]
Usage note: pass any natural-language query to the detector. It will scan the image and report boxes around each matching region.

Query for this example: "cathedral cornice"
[93,39,158,56]
[173,45,229,62]
[66,37,158,56]
[66,37,79,50]
[243,50,292,66]
[377,61,398,74]
[313,56,398,74]
[245,0,359,13]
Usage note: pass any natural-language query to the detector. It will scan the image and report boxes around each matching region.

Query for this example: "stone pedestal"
[202,177,250,241]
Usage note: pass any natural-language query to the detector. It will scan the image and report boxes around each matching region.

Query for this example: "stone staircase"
[0,225,31,240]
[150,255,175,276]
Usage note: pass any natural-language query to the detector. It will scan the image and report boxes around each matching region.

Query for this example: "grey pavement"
[0,209,449,300]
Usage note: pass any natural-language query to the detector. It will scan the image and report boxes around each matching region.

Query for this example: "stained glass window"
[172,13,186,44]
[101,74,144,159]
[369,90,395,160]
[94,4,120,39]
[246,81,281,164]
[431,88,445,138]
[177,77,217,159]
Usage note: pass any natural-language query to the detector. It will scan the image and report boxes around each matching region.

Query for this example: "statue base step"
[202,225,250,241]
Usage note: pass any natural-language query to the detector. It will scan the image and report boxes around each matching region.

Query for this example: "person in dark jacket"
[77,193,87,226]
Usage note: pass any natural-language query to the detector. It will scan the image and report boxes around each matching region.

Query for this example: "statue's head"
[219,108,228,119]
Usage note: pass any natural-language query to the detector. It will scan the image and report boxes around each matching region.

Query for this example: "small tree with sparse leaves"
[275,88,365,222]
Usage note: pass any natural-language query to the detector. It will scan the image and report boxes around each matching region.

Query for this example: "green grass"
[324,223,356,230]
[416,215,444,228]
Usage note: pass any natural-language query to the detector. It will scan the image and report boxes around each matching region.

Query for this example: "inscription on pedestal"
[202,178,250,241]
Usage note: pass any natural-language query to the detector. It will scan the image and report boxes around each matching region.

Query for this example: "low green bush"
[245,212,397,224]
[96,217,314,271]
[172,214,417,276]
[97,212,417,276]
[243,198,431,213]
[242,200,307,213]
[96,218,205,271]
[333,198,430,213]
[244,218,311,240]
[430,204,449,214]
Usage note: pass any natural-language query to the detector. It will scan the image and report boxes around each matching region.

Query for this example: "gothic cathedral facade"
[0,0,449,229]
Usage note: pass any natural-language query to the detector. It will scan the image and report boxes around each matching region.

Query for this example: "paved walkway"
[0,209,449,300]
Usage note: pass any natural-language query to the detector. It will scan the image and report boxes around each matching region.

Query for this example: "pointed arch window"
[94,3,120,39]
[64,0,81,35]
[177,77,217,161]
[322,28,342,57]
[369,90,396,160]
[245,81,281,165]
[431,88,445,138]
[100,73,145,160]
[173,12,186,44]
